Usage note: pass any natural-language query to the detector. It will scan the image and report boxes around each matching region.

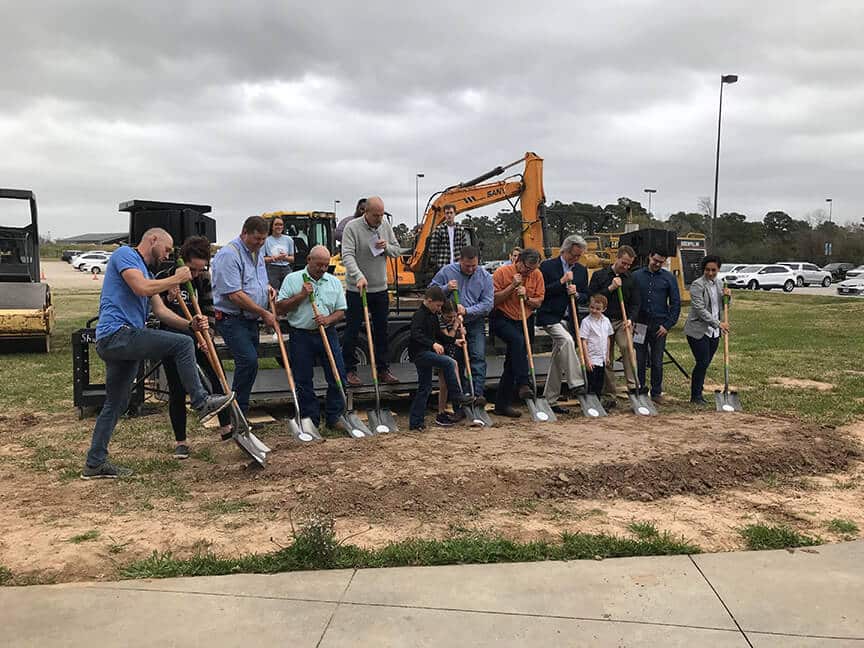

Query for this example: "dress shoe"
[379,370,400,385]
[551,405,570,415]
[517,385,534,400]
[346,371,363,387]
[493,406,522,418]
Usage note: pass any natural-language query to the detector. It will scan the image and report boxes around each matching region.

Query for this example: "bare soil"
[1,408,862,584]
[770,377,835,391]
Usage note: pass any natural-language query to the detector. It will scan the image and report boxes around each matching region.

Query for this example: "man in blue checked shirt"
[429,246,494,405]
[211,216,278,415]
[633,249,681,401]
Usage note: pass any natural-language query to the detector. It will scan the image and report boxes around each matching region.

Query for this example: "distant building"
[56,232,128,245]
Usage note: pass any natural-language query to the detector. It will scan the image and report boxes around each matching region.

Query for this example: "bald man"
[276,245,349,429]
[82,228,235,479]
[340,196,402,386]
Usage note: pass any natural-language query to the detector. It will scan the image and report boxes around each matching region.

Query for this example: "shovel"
[453,290,493,427]
[175,258,270,466]
[268,296,321,441]
[617,286,657,416]
[361,287,398,433]
[305,282,373,438]
[715,282,742,412]
[568,290,607,418]
[518,296,556,423]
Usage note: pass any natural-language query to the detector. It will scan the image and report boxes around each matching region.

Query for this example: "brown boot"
[379,370,400,385]
[346,371,363,387]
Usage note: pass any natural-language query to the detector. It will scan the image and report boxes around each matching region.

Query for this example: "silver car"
[776,262,832,287]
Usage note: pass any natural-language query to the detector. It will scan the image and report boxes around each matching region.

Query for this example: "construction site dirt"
[1,409,862,584]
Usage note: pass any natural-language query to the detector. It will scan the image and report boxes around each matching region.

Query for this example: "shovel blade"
[338,412,374,439]
[526,397,557,423]
[464,404,493,427]
[233,431,269,467]
[714,390,743,412]
[576,394,607,418]
[288,417,321,442]
[368,408,399,434]
[627,391,657,416]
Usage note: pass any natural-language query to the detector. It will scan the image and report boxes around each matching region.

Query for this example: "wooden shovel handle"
[519,296,535,372]
[361,288,379,382]
[268,295,299,395]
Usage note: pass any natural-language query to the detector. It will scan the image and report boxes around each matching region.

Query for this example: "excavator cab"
[261,210,336,271]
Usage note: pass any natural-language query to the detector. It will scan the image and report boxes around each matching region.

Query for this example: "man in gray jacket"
[341,196,402,386]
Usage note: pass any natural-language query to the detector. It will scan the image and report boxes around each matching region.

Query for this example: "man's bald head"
[306,244,332,280]
[138,227,174,267]
[309,245,331,261]
[364,196,385,227]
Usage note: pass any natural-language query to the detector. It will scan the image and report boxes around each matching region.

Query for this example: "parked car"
[483,259,508,273]
[717,263,747,283]
[822,262,857,282]
[725,264,797,292]
[81,258,109,274]
[776,262,832,287]
[836,276,864,296]
[61,249,84,263]
[843,264,864,280]
[72,252,110,270]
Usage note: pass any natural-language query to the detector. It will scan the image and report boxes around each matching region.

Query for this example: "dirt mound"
[254,413,859,518]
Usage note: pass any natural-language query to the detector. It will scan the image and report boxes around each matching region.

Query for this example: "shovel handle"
[268,294,299,395]
[309,297,347,399]
[360,287,379,384]
[518,296,536,374]
[616,285,641,389]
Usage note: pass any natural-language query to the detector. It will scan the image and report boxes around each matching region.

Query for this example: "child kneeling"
[408,286,472,431]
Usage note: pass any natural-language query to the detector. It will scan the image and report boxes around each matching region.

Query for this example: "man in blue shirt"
[276,245,348,429]
[633,249,681,401]
[430,246,494,404]
[211,216,278,415]
[83,228,235,479]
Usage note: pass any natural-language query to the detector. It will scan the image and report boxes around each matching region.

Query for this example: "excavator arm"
[406,152,549,275]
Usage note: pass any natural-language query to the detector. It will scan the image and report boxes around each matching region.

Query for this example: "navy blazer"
[536,257,589,326]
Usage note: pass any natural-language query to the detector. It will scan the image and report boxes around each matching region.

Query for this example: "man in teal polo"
[275,245,348,428]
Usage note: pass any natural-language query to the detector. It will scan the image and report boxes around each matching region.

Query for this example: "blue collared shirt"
[429,262,494,321]
[633,267,681,330]
[211,237,270,317]
[277,267,347,330]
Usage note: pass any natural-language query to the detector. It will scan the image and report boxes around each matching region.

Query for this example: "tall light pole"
[712,74,738,252]
[643,188,657,217]
[333,199,340,217]
[826,198,833,223]
[415,173,425,226]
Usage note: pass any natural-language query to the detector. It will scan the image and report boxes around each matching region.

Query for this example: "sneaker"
[517,385,534,400]
[690,397,708,405]
[551,405,570,415]
[346,371,363,387]
[493,406,522,418]
[173,444,190,460]
[379,370,400,385]
[81,461,134,480]
[434,413,454,427]
[197,393,236,424]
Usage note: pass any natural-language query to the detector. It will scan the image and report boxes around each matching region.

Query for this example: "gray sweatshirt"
[341,216,401,293]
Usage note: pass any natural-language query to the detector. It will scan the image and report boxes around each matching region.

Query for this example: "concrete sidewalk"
[2,541,861,647]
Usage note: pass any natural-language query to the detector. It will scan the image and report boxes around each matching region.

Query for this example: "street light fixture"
[711,73,738,252]
[826,198,833,223]
[643,188,657,217]
[333,199,340,217]
[415,173,425,226]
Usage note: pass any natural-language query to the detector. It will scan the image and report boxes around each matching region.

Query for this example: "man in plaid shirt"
[427,203,470,277]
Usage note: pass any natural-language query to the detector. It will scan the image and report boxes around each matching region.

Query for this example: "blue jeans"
[342,290,389,374]
[289,327,347,427]
[215,316,260,413]
[464,318,487,397]
[636,320,668,397]
[687,334,720,401]
[493,315,530,410]
[86,326,208,467]
[410,351,464,428]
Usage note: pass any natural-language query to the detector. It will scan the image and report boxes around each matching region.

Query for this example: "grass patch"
[121,516,700,579]
[627,521,659,540]
[0,565,11,586]
[825,519,859,535]
[200,499,253,516]
[740,524,821,550]
[68,529,100,544]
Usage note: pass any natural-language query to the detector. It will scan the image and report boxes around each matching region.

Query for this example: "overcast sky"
[1,1,861,241]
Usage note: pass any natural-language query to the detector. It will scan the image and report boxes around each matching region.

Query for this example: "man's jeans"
[541,321,584,404]
[635,319,668,397]
[289,327,347,427]
[463,317,487,397]
[493,315,530,410]
[215,316,260,414]
[342,290,389,374]
[86,326,208,467]
[410,351,464,428]
[687,334,720,401]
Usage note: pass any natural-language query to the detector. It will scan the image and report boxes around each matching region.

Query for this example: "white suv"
[776,262,832,287]
[72,253,110,270]
[726,264,797,292]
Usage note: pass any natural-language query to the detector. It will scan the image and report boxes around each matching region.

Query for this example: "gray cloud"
[1,0,861,240]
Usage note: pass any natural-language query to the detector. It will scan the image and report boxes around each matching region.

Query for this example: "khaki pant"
[541,322,584,403]
[604,318,636,395]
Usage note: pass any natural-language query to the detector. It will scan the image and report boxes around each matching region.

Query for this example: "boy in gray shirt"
[341,196,402,385]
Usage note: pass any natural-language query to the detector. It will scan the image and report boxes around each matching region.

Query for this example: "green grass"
[739,524,821,550]
[0,565,11,586]
[68,529,100,544]
[825,519,859,536]
[200,499,254,516]
[627,521,659,540]
[120,517,700,579]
